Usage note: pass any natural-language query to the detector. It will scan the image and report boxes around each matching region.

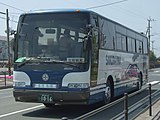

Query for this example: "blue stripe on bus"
[13,86,89,91]
[89,92,104,104]
[114,84,137,96]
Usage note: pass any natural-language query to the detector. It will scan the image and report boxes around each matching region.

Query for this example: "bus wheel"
[103,82,112,104]
[137,73,142,90]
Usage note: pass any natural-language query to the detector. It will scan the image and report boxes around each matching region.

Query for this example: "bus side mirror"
[83,36,88,50]
[83,24,93,51]
[10,30,16,35]
[86,24,93,29]
[83,36,91,51]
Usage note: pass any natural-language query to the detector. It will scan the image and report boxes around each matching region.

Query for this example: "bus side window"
[127,37,132,52]
[122,35,127,51]
[132,38,136,53]
[136,40,143,53]
[115,33,122,50]
[139,41,143,53]
[143,38,148,54]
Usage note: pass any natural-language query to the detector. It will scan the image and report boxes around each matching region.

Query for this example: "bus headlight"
[14,82,26,87]
[68,83,89,88]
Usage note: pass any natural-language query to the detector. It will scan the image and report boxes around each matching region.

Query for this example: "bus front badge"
[42,74,49,81]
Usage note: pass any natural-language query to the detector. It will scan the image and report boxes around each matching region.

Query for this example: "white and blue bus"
[13,9,148,107]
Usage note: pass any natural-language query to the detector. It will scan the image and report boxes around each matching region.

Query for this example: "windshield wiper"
[16,57,80,69]
[50,59,79,68]
[38,58,80,69]
[59,61,79,68]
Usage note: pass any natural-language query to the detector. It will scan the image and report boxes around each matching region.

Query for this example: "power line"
[0,16,5,20]
[0,10,19,23]
[10,19,18,23]
[0,1,25,12]
[0,16,18,23]
[112,5,147,20]
[9,12,21,15]
[86,0,129,9]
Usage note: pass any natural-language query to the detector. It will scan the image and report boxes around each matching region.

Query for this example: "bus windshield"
[16,12,89,64]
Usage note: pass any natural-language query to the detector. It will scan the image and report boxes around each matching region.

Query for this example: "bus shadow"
[22,104,102,119]
[22,89,158,119]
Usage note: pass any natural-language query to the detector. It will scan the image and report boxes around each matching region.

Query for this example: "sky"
[0,0,160,56]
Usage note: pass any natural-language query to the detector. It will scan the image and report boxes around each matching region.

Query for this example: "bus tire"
[137,73,142,90]
[103,80,112,104]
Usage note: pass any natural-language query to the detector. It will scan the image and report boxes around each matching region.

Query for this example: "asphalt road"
[0,69,159,120]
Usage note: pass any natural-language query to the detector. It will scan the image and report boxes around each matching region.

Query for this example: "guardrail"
[62,82,160,120]
[112,82,160,120]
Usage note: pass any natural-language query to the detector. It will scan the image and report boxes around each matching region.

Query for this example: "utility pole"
[0,9,11,75]
[6,9,11,76]
[151,41,154,54]
[146,17,155,69]
[146,17,155,52]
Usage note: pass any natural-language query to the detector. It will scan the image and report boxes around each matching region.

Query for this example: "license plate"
[38,94,53,103]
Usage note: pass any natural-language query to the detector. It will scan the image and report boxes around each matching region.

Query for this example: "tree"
[149,51,157,68]
[149,51,156,62]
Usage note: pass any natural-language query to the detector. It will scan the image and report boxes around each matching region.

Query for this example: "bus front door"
[91,28,99,87]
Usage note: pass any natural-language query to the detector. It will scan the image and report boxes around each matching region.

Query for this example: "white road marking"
[0,105,44,118]
[0,92,11,95]
[150,74,160,76]
[0,95,13,100]
[147,81,160,85]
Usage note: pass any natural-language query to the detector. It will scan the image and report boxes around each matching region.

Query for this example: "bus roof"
[21,9,147,38]
[24,9,93,14]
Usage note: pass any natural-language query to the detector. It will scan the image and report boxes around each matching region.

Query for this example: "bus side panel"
[98,49,146,97]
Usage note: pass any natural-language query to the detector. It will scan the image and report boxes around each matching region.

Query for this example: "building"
[0,36,13,67]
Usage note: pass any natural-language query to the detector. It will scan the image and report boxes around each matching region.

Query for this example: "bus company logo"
[42,73,49,81]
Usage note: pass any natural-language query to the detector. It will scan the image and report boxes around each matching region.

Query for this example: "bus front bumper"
[13,89,90,105]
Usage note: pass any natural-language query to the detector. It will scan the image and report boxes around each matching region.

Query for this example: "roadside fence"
[63,81,160,120]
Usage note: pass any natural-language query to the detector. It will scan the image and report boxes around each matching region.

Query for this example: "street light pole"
[6,9,11,76]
